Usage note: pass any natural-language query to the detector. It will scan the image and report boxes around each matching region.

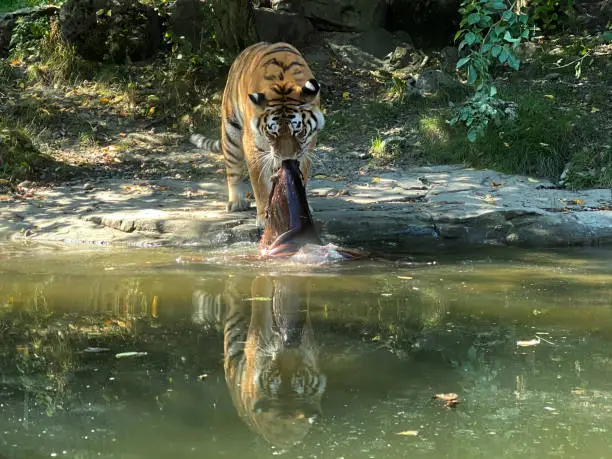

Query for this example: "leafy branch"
[450,0,532,141]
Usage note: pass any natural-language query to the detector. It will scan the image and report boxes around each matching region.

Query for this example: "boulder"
[59,0,163,63]
[253,0,303,12]
[302,0,387,32]
[387,0,460,47]
[0,6,59,57]
[253,8,317,48]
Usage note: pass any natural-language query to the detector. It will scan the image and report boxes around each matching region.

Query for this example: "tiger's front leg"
[222,117,251,213]
[245,149,273,229]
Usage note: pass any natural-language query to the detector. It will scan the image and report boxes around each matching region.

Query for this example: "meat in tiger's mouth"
[259,159,321,257]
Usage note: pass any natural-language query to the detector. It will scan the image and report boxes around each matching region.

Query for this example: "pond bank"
[1,164,611,251]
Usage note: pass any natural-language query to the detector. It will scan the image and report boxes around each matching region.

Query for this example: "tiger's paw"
[226,199,251,213]
[255,213,266,230]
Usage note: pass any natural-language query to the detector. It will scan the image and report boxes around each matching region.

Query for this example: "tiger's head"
[245,343,327,447]
[248,78,325,164]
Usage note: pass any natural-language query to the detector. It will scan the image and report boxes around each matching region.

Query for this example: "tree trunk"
[210,0,257,55]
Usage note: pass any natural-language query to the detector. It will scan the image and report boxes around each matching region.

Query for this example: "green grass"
[417,82,610,187]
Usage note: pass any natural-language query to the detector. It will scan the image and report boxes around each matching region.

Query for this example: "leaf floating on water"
[397,276,413,280]
[517,337,540,347]
[433,393,459,408]
[198,374,208,381]
[242,297,272,302]
[527,177,539,183]
[83,347,111,353]
[396,430,419,436]
[492,181,504,187]
[433,393,458,401]
[115,351,148,359]
[152,295,158,318]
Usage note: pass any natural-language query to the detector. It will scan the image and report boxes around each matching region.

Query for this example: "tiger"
[192,275,326,448]
[189,41,325,229]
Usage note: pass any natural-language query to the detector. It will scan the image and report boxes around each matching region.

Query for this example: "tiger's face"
[252,340,326,420]
[216,275,327,448]
[248,78,325,164]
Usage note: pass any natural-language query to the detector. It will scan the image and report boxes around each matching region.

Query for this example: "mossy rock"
[0,127,49,182]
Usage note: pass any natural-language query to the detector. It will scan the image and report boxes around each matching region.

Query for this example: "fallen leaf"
[591,107,600,113]
[434,393,458,401]
[151,295,158,318]
[433,393,459,408]
[119,132,127,137]
[313,174,328,179]
[517,337,540,347]
[372,177,381,183]
[527,177,539,183]
[99,97,110,104]
[492,181,504,187]
[148,106,156,116]
[397,276,413,280]
[396,430,419,436]
[115,351,148,359]
[483,194,497,204]
[342,91,351,100]
[10,59,21,67]
[568,199,584,205]
[571,388,586,395]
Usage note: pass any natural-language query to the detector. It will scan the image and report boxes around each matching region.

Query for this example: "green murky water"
[1,243,612,459]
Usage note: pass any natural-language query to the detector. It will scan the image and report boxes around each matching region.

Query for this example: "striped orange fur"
[190,42,324,228]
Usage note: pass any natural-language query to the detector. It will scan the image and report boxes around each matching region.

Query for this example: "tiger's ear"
[302,78,320,98]
[248,92,267,107]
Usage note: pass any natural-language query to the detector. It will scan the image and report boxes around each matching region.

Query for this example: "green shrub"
[452,0,532,141]
[0,127,49,182]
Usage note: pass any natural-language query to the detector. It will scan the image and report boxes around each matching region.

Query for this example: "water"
[1,242,612,459]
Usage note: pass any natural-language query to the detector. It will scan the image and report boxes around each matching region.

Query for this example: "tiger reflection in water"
[192,275,326,447]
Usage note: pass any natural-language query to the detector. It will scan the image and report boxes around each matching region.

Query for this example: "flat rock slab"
[1,166,611,250]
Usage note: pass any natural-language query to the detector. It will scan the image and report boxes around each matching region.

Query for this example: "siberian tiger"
[190,42,325,228]
[192,275,326,447]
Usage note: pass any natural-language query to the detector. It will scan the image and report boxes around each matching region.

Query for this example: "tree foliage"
[451,0,532,141]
